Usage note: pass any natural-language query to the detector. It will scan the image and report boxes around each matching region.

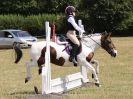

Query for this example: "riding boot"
[69,44,79,66]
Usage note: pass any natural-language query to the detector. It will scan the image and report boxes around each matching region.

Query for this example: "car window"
[12,31,31,37]
[11,31,18,37]
[18,31,31,37]
[4,32,13,38]
[0,31,4,37]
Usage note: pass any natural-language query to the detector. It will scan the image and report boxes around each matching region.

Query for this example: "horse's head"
[101,32,117,57]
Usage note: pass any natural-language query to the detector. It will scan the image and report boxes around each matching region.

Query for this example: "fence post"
[52,22,56,42]
[42,21,51,94]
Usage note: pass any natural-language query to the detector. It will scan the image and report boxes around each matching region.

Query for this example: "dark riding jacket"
[66,15,85,33]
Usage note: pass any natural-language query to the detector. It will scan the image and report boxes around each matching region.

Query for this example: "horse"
[14,32,117,86]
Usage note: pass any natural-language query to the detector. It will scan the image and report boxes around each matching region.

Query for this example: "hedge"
[0,14,65,36]
[0,14,132,36]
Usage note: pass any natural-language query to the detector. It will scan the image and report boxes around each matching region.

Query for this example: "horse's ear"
[108,32,112,37]
[102,31,108,38]
[104,31,112,38]
[104,31,108,35]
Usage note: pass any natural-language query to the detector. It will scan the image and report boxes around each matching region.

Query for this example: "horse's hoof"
[34,86,39,94]
[38,69,42,75]
[91,61,95,64]
[95,83,101,87]
[25,78,29,83]
[92,74,94,78]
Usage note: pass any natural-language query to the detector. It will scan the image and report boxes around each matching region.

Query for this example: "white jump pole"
[78,20,89,83]
[42,21,51,94]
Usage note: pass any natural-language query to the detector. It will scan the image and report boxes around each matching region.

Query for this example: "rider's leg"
[67,32,80,66]
[67,32,80,46]
[69,44,79,66]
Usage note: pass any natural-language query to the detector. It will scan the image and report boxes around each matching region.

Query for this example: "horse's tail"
[14,44,23,64]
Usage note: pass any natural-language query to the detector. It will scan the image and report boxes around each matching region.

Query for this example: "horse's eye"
[105,40,111,44]
[106,40,111,43]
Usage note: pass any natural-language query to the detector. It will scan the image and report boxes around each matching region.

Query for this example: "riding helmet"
[65,6,76,15]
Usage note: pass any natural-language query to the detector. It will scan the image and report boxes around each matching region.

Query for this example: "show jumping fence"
[42,20,89,95]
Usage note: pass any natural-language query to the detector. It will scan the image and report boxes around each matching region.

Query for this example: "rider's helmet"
[65,6,76,15]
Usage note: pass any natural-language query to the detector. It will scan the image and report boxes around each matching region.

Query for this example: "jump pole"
[52,22,56,42]
[42,21,51,94]
[78,20,88,83]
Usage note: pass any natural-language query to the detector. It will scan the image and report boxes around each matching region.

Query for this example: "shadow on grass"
[9,82,97,99]
[9,91,38,99]
[10,91,35,95]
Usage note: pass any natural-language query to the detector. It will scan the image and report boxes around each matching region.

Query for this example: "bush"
[0,14,65,36]
[0,14,24,29]
[0,13,132,37]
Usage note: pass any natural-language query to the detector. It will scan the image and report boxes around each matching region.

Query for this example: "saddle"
[56,35,82,55]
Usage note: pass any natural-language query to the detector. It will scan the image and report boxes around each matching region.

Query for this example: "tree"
[0,0,81,14]
[0,0,39,14]
[80,0,133,33]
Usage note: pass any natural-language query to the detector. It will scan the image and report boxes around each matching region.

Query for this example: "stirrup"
[69,57,78,66]
[72,58,78,67]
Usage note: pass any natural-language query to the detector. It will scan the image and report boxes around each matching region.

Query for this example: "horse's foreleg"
[90,59,99,74]
[84,61,99,84]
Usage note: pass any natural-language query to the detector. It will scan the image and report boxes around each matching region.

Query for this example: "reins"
[82,34,102,48]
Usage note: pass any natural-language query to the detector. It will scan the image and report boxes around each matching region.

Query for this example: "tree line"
[0,0,133,36]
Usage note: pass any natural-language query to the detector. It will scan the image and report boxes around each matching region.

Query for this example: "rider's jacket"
[66,15,85,33]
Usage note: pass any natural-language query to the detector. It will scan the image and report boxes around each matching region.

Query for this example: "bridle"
[82,33,115,55]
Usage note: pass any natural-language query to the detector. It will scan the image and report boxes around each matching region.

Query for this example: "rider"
[65,6,85,66]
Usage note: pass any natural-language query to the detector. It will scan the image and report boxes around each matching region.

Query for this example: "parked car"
[0,29,37,48]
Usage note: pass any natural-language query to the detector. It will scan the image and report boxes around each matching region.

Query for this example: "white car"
[0,29,38,48]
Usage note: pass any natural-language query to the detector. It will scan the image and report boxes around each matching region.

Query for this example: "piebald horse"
[14,32,117,85]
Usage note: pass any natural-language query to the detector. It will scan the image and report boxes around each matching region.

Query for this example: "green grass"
[0,37,133,99]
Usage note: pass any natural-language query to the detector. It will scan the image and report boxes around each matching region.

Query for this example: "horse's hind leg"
[25,61,31,83]
[25,60,37,83]
[38,65,43,75]
[37,57,45,75]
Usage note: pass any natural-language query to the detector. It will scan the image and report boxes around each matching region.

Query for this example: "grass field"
[0,37,133,99]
